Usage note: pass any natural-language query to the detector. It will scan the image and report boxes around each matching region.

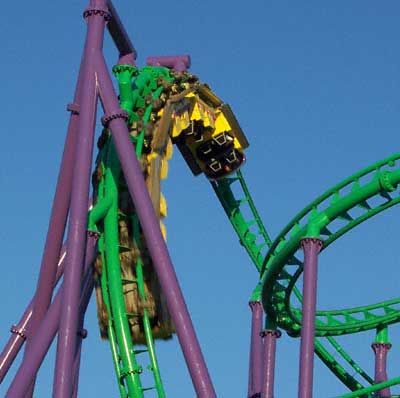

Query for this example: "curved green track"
[92,65,400,397]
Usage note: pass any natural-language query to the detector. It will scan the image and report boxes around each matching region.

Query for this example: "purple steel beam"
[106,0,137,60]
[95,48,216,398]
[248,301,263,398]
[371,343,392,397]
[147,55,191,72]
[6,235,97,398]
[53,2,104,397]
[71,242,95,398]
[298,237,323,398]
[261,329,281,398]
[0,246,67,384]
[23,55,83,398]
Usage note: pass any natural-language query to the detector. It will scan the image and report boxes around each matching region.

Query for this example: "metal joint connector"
[101,110,129,127]
[88,230,100,240]
[83,8,111,22]
[67,103,80,115]
[260,329,282,338]
[379,170,397,193]
[10,325,27,340]
[78,328,88,339]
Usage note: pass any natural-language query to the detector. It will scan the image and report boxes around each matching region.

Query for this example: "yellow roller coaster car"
[170,84,249,180]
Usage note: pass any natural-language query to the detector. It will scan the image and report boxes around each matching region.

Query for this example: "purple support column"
[6,235,97,398]
[96,53,216,398]
[23,58,83,398]
[0,246,67,383]
[298,237,323,398]
[248,301,263,398]
[53,2,104,397]
[371,343,392,397]
[261,329,281,398]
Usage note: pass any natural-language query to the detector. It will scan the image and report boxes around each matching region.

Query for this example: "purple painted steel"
[95,54,216,398]
[6,237,97,398]
[53,2,104,396]
[298,238,323,398]
[371,343,392,397]
[0,246,67,383]
[106,0,137,60]
[118,53,136,66]
[248,301,263,398]
[71,344,82,398]
[146,55,191,72]
[261,329,281,398]
[23,61,82,398]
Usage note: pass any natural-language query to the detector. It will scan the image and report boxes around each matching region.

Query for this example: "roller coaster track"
[91,64,400,397]
[211,171,375,393]
[254,153,400,396]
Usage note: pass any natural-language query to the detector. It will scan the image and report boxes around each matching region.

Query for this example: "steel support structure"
[248,301,263,398]
[261,328,281,398]
[1,1,215,397]
[298,237,323,398]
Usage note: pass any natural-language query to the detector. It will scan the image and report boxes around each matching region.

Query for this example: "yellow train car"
[170,84,249,180]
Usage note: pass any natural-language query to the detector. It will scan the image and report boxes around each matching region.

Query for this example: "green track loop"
[260,153,400,338]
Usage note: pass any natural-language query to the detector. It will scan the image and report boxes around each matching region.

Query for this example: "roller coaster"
[0,1,399,397]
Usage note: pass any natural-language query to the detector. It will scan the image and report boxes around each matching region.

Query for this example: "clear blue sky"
[1,1,400,397]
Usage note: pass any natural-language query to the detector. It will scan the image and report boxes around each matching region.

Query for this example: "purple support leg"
[261,329,281,398]
[298,237,323,398]
[0,246,67,383]
[95,52,216,398]
[248,301,263,398]
[6,235,97,398]
[53,3,105,396]
[23,62,82,398]
[372,343,392,397]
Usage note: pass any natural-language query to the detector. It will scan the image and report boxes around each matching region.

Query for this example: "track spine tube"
[103,143,144,398]
[298,237,323,398]
[96,55,216,398]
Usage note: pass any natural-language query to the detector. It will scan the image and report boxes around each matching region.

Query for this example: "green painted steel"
[260,154,400,338]
[89,65,400,396]
[211,170,272,272]
[103,142,144,398]
[89,65,174,398]
[211,170,374,392]
[337,377,400,398]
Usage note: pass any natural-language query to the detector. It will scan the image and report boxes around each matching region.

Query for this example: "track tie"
[326,315,342,326]
[118,244,131,253]
[344,314,359,323]
[363,311,378,320]
[357,200,371,210]
[379,191,393,201]
[287,256,302,266]
[133,349,148,355]
[320,226,332,236]
[142,386,156,392]
[383,306,398,315]
[337,211,353,221]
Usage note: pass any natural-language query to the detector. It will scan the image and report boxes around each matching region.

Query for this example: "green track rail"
[260,154,400,337]
[90,64,400,397]
[211,170,375,393]
[89,65,175,398]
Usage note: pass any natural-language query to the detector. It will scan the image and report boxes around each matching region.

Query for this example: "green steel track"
[211,170,376,393]
[89,65,400,397]
[260,153,400,338]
